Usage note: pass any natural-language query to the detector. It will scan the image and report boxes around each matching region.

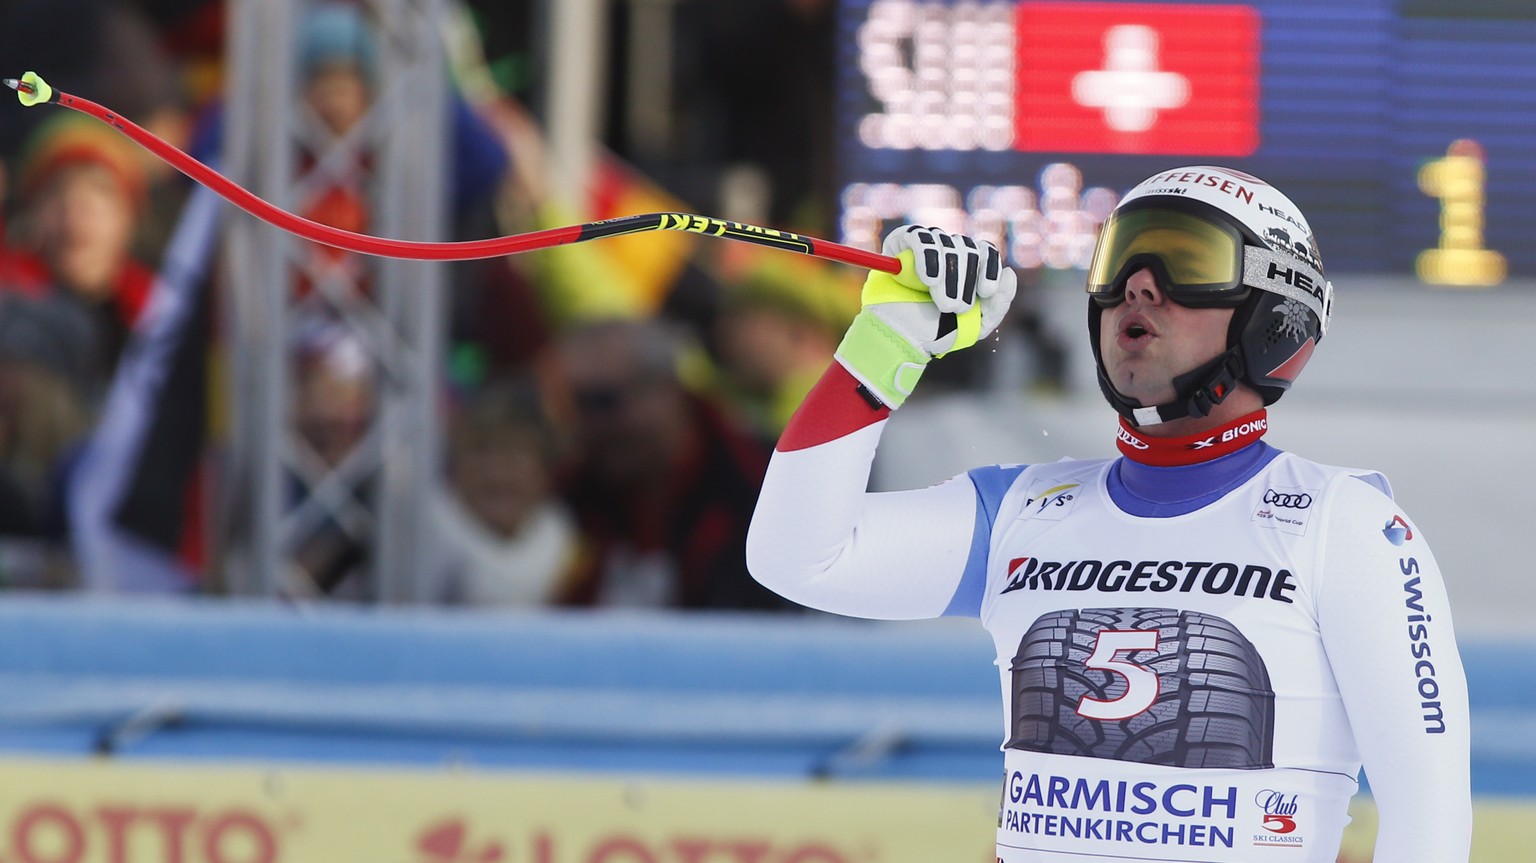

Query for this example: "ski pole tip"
[5,71,52,107]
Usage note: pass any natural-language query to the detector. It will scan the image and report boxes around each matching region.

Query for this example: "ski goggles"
[1086,202,1333,332]
[1086,204,1255,307]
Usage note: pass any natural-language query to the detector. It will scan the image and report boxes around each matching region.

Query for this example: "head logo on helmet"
[1087,166,1334,427]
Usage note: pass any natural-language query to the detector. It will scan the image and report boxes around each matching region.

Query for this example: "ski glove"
[834,226,1017,408]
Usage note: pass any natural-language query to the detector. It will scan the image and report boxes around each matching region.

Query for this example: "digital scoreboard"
[836,0,1536,282]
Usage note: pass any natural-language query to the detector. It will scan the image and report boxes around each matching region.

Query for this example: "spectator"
[293,0,378,294]
[711,255,858,441]
[63,184,221,594]
[7,113,156,397]
[0,296,98,549]
[429,381,582,606]
[0,304,93,587]
[292,1,511,277]
[541,317,783,610]
[287,320,375,597]
[301,0,376,139]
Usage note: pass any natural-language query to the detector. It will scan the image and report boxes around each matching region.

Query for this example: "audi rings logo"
[1262,489,1313,509]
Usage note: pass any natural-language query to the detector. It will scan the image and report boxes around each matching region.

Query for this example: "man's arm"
[746,228,1017,620]
[1317,477,1472,862]
[746,364,982,619]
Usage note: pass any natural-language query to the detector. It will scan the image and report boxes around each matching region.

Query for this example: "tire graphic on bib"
[1006,607,1275,769]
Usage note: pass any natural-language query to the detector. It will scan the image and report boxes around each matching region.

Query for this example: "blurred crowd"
[0,0,1062,611]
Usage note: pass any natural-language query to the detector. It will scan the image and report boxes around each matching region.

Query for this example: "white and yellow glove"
[834,226,1017,408]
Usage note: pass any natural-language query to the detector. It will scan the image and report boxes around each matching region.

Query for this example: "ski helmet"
[1086,166,1333,427]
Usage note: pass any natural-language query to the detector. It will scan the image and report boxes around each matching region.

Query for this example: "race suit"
[746,370,1472,863]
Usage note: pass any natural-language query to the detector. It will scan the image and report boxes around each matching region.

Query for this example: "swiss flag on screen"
[1014,2,1260,155]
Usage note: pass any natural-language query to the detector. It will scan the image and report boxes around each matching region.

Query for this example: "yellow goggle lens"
[1087,208,1243,295]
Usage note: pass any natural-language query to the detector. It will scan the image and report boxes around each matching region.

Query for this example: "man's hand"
[834,226,1016,408]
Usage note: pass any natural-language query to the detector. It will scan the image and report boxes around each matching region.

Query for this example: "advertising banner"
[1,757,1530,862]
[0,758,996,863]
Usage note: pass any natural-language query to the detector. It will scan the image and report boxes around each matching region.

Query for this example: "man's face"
[550,331,688,486]
[1098,268,1235,406]
[715,307,807,396]
[451,435,548,539]
[293,364,374,467]
[305,63,371,136]
[30,163,136,298]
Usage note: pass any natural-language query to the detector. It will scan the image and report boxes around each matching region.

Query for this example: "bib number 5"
[1006,608,1276,769]
[1075,629,1160,720]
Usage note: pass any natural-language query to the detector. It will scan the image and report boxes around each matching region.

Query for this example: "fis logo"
[1021,481,1080,521]
[1382,515,1414,546]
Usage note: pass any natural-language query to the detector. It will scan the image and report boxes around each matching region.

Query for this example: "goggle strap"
[1242,246,1331,329]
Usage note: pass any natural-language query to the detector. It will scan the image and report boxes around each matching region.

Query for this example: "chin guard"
[1095,347,1244,428]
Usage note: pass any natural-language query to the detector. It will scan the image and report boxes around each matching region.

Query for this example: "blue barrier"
[0,595,1528,792]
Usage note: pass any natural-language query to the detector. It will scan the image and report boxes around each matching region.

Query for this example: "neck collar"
[1116,409,1269,467]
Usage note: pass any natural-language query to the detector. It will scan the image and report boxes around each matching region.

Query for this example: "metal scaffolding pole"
[371,0,448,604]
[546,0,609,215]
[220,0,448,602]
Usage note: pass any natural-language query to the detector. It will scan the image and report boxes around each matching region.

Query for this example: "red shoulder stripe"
[775,364,889,452]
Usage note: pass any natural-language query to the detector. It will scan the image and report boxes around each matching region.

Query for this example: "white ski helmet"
[1086,166,1334,427]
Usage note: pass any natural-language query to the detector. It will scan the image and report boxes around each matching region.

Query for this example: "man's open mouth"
[1120,315,1155,341]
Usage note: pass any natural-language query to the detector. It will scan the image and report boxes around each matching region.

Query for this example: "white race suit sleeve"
[746,417,985,621]
[1316,476,1472,862]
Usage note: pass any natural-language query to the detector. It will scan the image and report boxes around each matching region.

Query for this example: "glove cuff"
[834,310,930,409]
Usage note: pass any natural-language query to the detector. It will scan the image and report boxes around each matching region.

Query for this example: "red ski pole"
[3,71,899,273]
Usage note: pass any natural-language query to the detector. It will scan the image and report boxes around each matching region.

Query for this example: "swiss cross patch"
[1014,2,1260,155]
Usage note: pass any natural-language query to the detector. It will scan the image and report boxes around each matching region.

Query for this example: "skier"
[746,166,1471,862]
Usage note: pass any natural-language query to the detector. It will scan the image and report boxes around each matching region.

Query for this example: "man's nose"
[1122,268,1166,306]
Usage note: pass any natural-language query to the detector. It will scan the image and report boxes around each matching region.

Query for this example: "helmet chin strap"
[1087,287,1261,429]
[1096,347,1246,428]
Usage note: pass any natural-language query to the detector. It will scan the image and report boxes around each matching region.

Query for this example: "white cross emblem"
[1071,25,1190,132]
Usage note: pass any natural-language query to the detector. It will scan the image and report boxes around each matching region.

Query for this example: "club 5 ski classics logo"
[1251,790,1305,848]
[1252,487,1318,536]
